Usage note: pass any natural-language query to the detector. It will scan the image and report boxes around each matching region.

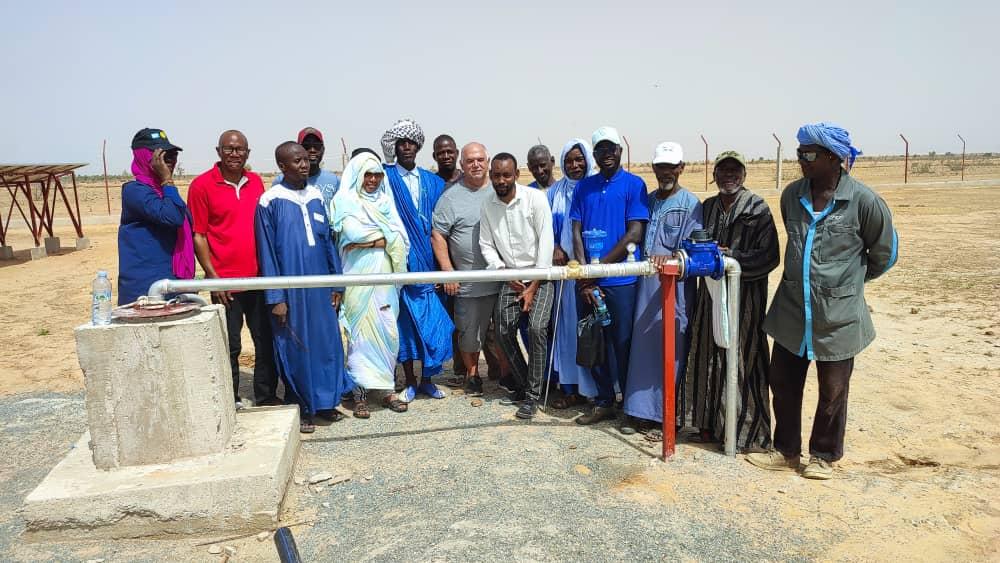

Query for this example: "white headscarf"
[549,138,598,251]
[330,152,409,270]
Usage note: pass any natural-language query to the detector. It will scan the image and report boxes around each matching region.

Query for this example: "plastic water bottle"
[91,270,113,326]
[592,289,611,327]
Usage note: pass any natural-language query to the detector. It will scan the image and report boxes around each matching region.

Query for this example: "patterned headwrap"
[797,122,862,168]
[381,118,425,164]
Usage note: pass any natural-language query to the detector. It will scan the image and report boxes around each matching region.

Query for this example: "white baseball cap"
[591,126,622,148]
[652,142,684,165]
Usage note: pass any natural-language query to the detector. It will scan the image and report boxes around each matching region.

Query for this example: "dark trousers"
[770,342,854,462]
[220,290,278,403]
[495,283,554,401]
[578,283,637,407]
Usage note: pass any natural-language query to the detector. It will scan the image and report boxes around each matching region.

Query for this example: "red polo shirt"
[187,164,265,278]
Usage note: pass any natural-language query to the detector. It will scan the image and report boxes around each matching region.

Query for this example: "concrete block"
[21,407,300,540]
[0,246,13,260]
[75,237,91,250]
[44,236,61,254]
[29,246,47,260]
[74,306,236,470]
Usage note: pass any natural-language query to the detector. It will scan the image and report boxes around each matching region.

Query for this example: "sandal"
[316,409,345,422]
[644,429,663,443]
[444,376,466,388]
[300,417,316,433]
[382,395,408,413]
[353,400,370,419]
[551,394,588,410]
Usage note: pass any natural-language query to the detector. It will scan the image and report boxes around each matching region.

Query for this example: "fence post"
[772,133,782,190]
[700,134,709,191]
[899,134,909,184]
[957,134,966,181]
[622,135,631,172]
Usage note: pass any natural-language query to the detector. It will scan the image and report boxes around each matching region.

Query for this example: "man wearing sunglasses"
[749,123,898,480]
[188,130,279,409]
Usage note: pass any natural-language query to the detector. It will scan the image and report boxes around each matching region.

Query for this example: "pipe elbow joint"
[147,279,171,300]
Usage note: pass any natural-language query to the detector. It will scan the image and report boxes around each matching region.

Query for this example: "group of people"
[117,119,897,479]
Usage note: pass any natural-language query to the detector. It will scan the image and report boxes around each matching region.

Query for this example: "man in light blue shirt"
[273,127,341,210]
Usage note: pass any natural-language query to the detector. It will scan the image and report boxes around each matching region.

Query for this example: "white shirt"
[396,163,421,211]
[479,184,554,270]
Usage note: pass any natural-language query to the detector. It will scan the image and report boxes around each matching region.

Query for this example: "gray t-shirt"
[432,181,500,297]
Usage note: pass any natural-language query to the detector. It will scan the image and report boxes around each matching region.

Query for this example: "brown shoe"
[746,449,800,471]
[575,405,617,425]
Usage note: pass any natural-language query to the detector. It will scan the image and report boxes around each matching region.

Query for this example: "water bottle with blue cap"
[592,289,611,327]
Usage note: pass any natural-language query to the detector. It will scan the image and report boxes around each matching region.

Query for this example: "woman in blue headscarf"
[330,151,411,417]
[546,138,600,408]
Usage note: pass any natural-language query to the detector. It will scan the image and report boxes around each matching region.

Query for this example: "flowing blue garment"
[255,184,352,415]
[623,187,702,422]
[383,165,453,376]
[546,138,599,397]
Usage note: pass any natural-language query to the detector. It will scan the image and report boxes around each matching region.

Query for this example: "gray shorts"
[454,294,498,353]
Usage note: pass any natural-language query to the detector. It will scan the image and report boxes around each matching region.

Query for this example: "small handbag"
[575,313,605,369]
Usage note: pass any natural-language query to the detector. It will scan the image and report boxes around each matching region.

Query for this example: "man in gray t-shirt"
[431,142,500,396]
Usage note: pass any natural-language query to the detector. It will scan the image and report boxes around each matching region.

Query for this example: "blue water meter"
[582,229,607,264]
[680,229,725,280]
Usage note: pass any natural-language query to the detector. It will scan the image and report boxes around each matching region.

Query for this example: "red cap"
[297,127,324,144]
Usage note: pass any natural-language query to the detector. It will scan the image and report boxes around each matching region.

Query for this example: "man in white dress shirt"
[479,152,555,419]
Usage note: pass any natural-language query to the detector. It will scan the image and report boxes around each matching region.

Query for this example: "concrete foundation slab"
[21,406,300,540]
[0,245,12,260]
[44,236,61,254]
[75,237,90,250]
[29,246,46,260]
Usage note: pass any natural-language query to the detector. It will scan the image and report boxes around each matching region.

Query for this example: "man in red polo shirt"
[188,129,278,408]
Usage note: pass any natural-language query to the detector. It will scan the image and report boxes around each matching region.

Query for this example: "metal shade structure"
[0,163,88,255]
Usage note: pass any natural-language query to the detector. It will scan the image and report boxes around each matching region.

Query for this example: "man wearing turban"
[748,122,898,480]
[381,118,454,402]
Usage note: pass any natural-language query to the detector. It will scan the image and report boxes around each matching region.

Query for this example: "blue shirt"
[117,181,190,304]
[273,169,341,210]
[569,168,649,286]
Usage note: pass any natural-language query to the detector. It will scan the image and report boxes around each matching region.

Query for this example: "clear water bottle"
[592,289,611,327]
[92,270,113,325]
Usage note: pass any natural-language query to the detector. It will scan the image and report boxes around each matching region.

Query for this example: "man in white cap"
[569,126,649,426]
[621,142,703,439]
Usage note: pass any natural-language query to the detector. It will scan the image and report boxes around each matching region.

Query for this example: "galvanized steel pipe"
[147,260,671,300]
[723,257,742,457]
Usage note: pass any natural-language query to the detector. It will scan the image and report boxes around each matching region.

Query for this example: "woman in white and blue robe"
[546,138,600,407]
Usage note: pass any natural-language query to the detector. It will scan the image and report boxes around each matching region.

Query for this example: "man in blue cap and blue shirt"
[748,122,898,480]
[569,126,649,426]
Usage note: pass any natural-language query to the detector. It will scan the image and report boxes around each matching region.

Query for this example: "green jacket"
[763,173,897,361]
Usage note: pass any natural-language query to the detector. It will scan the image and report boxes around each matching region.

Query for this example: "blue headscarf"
[797,122,862,168]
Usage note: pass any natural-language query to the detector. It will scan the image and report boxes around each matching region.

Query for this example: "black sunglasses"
[797,150,819,162]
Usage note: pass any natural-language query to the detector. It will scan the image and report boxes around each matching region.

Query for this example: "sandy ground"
[0,166,997,561]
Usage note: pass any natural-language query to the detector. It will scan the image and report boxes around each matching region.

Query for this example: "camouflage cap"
[713,150,746,168]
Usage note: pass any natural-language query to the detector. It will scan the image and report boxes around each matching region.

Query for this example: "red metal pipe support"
[659,263,680,460]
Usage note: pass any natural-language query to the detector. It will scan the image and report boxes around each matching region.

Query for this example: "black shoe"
[619,415,638,435]
[464,376,484,397]
[576,405,617,425]
[498,375,518,393]
[499,389,527,405]
[515,400,537,419]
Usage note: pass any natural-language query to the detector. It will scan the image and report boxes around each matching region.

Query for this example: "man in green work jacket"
[748,123,897,480]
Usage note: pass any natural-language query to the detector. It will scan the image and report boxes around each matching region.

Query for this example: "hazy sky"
[2,0,997,175]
